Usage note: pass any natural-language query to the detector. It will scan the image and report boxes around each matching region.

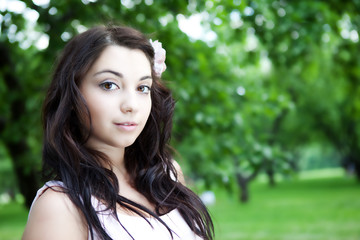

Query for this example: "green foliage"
[1,0,360,205]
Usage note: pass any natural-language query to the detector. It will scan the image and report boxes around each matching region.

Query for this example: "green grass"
[0,171,359,240]
[0,201,28,240]
[208,174,360,240]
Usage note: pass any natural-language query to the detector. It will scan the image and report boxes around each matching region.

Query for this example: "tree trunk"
[235,172,249,203]
[234,157,263,203]
[0,43,40,209]
[354,160,360,182]
[266,167,276,187]
[342,153,360,182]
[7,141,40,208]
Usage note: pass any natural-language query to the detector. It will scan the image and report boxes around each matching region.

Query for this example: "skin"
[81,45,153,162]
[22,186,88,240]
[22,46,184,240]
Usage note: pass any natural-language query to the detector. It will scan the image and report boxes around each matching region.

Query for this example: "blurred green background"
[0,0,359,239]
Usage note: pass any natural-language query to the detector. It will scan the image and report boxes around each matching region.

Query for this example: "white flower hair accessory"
[150,39,166,77]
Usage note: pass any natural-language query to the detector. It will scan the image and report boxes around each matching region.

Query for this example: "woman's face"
[79,45,152,152]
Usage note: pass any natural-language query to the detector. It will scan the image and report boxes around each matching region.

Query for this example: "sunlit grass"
[209,171,360,240]
[0,201,28,240]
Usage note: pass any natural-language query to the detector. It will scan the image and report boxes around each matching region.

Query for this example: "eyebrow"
[94,69,152,81]
[94,70,123,78]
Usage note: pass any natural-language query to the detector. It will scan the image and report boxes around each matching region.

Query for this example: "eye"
[138,85,151,94]
[99,81,119,91]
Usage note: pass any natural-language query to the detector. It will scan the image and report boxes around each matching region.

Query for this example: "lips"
[115,122,138,131]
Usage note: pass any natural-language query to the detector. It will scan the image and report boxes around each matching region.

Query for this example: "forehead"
[88,45,152,76]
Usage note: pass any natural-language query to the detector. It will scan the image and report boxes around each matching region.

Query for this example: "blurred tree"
[0,0,191,207]
[1,0,359,208]
[0,5,42,207]
[173,0,360,202]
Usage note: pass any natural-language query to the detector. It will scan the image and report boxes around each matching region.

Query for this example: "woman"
[22,25,214,240]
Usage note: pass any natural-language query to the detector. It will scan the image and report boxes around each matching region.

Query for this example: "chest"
[92,208,201,240]
[117,181,155,213]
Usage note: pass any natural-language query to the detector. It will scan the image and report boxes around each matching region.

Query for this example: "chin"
[119,139,137,148]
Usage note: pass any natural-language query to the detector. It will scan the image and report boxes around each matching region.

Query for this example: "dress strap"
[28,180,65,217]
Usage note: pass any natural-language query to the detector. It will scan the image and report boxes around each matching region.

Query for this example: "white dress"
[30,181,203,240]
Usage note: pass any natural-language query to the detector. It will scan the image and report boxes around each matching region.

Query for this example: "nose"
[120,91,138,114]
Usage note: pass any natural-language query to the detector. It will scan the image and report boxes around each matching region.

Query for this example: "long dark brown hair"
[42,25,214,240]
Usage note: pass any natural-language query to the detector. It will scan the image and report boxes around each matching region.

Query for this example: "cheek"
[84,95,111,126]
[86,100,101,120]
[141,98,152,124]
[146,99,152,118]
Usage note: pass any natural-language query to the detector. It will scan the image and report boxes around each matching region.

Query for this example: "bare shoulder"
[171,159,186,185]
[22,187,87,240]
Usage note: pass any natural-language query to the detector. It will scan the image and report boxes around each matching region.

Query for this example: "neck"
[85,141,127,174]
[106,147,125,168]
[102,147,130,183]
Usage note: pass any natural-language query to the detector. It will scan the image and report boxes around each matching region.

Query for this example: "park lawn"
[0,201,28,240]
[0,173,359,240]
[208,175,360,240]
